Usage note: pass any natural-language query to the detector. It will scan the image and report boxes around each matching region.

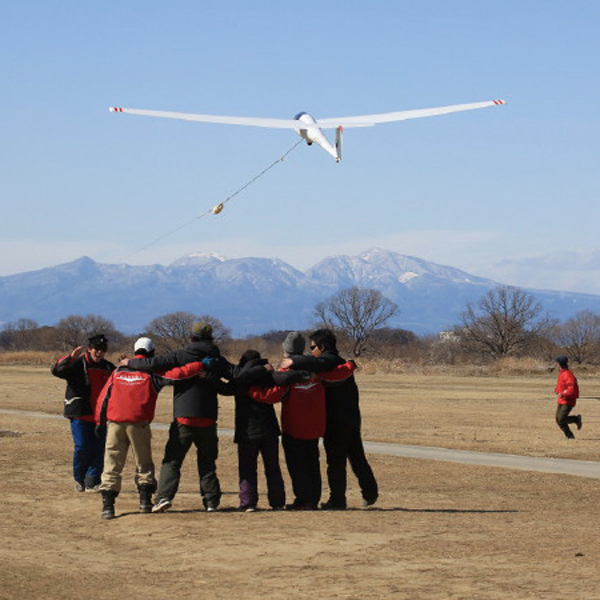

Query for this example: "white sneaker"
[152,498,172,513]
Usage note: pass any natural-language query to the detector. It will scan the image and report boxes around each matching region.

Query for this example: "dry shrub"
[486,356,551,377]
[0,351,59,366]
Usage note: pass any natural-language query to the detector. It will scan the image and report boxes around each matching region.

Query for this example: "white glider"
[110,99,506,162]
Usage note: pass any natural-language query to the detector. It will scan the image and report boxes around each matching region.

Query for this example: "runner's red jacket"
[555,369,579,406]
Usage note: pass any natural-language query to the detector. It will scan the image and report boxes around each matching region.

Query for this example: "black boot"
[138,484,154,514]
[101,491,117,520]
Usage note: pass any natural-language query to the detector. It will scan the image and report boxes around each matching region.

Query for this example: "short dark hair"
[135,348,155,358]
[309,328,338,352]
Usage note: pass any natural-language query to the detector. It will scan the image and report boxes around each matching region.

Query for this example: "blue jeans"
[70,418,105,487]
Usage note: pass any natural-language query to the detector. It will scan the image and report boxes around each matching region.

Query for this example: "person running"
[51,334,115,492]
[554,355,582,439]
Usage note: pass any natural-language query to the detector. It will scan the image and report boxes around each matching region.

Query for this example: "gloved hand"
[202,356,216,371]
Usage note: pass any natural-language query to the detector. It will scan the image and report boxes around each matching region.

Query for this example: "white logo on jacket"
[116,374,146,384]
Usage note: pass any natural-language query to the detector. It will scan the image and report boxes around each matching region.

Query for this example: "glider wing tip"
[494,99,507,105]
[109,107,124,112]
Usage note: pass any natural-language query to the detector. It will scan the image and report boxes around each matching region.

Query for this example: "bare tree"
[552,310,600,364]
[456,285,551,359]
[145,311,230,352]
[314,287,398,356]
[56,314,119,349]
[0,319,39,351]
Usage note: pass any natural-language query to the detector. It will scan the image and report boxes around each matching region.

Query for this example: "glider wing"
[316,100,506,129]
[110,107,303,129]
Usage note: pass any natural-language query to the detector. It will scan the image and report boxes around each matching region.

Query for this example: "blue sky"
[1,1,599,293]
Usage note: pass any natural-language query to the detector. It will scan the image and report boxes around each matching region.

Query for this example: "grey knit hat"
[282,331,305,355]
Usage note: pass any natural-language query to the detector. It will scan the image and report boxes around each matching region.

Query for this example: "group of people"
[51,324,584,520]
[51,324,378,519]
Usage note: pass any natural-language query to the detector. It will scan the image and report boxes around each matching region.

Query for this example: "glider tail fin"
[335,126,343,162]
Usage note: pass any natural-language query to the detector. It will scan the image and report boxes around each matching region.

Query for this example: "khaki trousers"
[100,421,156,493]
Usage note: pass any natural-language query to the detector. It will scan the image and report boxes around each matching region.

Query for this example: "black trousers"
[156,421,221,507]
[555,404,578,439]
[282,434,321,507]
[324,423,378,506]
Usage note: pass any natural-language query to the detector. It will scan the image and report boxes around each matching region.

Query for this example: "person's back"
[281,376,326,440]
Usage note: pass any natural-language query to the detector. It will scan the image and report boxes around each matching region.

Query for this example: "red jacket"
[555,369,579,406]
[249,361,356,440]
[96,357,204,424]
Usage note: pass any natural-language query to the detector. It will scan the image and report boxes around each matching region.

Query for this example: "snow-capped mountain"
[1,248,599,336]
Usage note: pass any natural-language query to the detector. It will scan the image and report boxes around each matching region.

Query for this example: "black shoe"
[138,484,154,513]
[363,496,378,507]
[101,491,117,520]
[576,415,583,430]
[285,502,318,511]
[320,500,347,511]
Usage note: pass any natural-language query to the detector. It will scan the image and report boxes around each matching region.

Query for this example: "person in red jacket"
[249,332,356,510]
[51,334,115,492]
[554,355,582,439]
[95,337,208,520]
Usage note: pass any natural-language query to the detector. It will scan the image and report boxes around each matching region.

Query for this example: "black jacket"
[223,358,310,443]
[290,351,361,430]
[127,340,229,421]
[51,353,115,418]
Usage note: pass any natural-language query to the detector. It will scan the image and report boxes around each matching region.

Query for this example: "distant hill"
[1,248,600,336]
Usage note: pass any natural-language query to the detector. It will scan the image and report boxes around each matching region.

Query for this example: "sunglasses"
[309,344,318,350]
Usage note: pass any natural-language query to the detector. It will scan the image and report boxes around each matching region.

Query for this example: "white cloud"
[483,249,600,294]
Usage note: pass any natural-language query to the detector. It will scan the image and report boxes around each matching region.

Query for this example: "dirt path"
[4,407,600,479]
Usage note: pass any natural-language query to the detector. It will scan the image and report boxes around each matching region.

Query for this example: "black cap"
[88,334,108,351]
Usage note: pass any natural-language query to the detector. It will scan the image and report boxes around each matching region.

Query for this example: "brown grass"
[1,365,600,599]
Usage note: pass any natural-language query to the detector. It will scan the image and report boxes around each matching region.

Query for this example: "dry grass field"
[1,363,600,599]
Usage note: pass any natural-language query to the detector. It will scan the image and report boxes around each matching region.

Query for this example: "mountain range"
[1,248,600,336]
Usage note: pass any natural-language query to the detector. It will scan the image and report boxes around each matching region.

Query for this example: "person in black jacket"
[223,349,310,512]
[121,322,229,512]
[51,334,115,492]
[281,328,378,510]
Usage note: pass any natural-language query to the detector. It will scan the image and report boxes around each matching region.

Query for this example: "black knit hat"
[555,355,569,368]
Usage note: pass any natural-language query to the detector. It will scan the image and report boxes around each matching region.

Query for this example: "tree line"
[2,285,600,365]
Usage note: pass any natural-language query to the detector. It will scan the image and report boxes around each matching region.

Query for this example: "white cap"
[134,337,155,353]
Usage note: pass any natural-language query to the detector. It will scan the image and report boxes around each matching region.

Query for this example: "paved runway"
[2,408,599,479]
